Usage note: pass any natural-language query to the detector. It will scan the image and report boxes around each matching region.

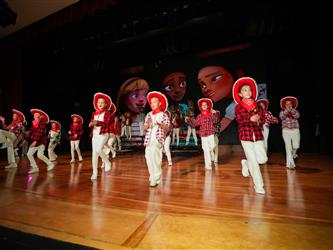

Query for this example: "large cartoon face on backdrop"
[197,66,234,102]
[116,77,149,114]
[161,72,187,103]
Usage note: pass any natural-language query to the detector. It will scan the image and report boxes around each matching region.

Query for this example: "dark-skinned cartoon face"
[161,72,187,102]
[197,66,234,102]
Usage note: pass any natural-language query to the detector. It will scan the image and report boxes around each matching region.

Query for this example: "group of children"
[0,77,301,194]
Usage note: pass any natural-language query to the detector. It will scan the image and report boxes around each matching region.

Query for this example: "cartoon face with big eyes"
[117,77,149,114]
[125,89,148,113]
[161,72,187,102]
[197,66,234,102]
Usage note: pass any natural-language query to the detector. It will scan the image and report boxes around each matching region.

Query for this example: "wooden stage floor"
[0,150,333,249]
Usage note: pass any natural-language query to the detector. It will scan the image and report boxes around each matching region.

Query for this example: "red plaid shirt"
[144,111,170,146]
[69,123,84,140]
[279,109,300,129]
[263,111,279,128]
[89,111,111,137]
[187,113,218,137]
[6,121,24,138]
[235,104,264,141]
[114,121,121,135]
[26,120,47,146]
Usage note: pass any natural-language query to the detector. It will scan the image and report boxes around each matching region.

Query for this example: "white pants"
[263,126,269,153]
[115,135,121,150]
[48,142,58,161]
[70,140,82,161]
[211,135,219,163]
[27,144,52,168]
[145,140,163,183]
[103,133,116,156]
[164,135,172,164]
[121,125,126,137]
[125,125,131,139]
[282,128,300,168]
[0,129,17,164]
[139,122,145,136]
[240,140,267,190]
[92,134,110,175]
[185,127,198,145]
[201,135,215,168]
[172,128,180,145]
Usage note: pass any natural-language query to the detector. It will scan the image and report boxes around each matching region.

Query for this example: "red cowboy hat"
[257,99,269,109]
[71,114,84,124]
[50,120,61,130]
[31,109,49,123]
[12,109,26,123]
[93,92,112,111]
[110,103,116,114]
[147,91,168,112]
[197,98,213,110]
[232,77,258,104]
[280,96,298,109]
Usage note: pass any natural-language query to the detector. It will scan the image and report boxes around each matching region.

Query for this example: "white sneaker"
[91,173,97,180]
[149,181,157,187]
[168,162,172,166]
[241,159,249,177]
[112,151,116,158]
[70,159,75,163]
[5,163,17,169]
[205,165,212,170]
[101,162,105,168]
[255,187,265,194]
[78,157,83,162]
[104,161,111,172]
[47,163,55,171]
[28,167,39,174]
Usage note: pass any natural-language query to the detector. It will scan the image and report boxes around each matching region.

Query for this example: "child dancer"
[257,99,279,153]
[24,109,55,174]
[185,98,218,170]
[0,109,25,168]
[48,120,61,161]
[69,114,84,163]
[185,109,198,146]
[233,77,267,194]
[279,96,300,169]
[88,92,112,180]
[144,91,170,187]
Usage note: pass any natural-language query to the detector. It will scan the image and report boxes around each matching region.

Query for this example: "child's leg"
[128,126,132,140]
[254,140,268,164]
[240,140,264,193]
[108,134,116,158]
[201,136,212,169]
[27,146,39,172]
[192,128,198,145]
[70,141,75,162]
[139,122,144,136]
[93,135,111,173]
[291,129,301,158]
[6,137,16,166]
[164,135,172,165]
[263,126,269,153]
[282,129,295,168]
[36,144,54,170]
[185,126,191,144]
[172,129,176,144]
[213,135,219,163]
[145,141,163,185]
[74,140,83,161]
[116,135,121,150]
[48,143,57,161]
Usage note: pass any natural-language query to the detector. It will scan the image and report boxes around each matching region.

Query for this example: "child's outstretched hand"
[250,114,260,123]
